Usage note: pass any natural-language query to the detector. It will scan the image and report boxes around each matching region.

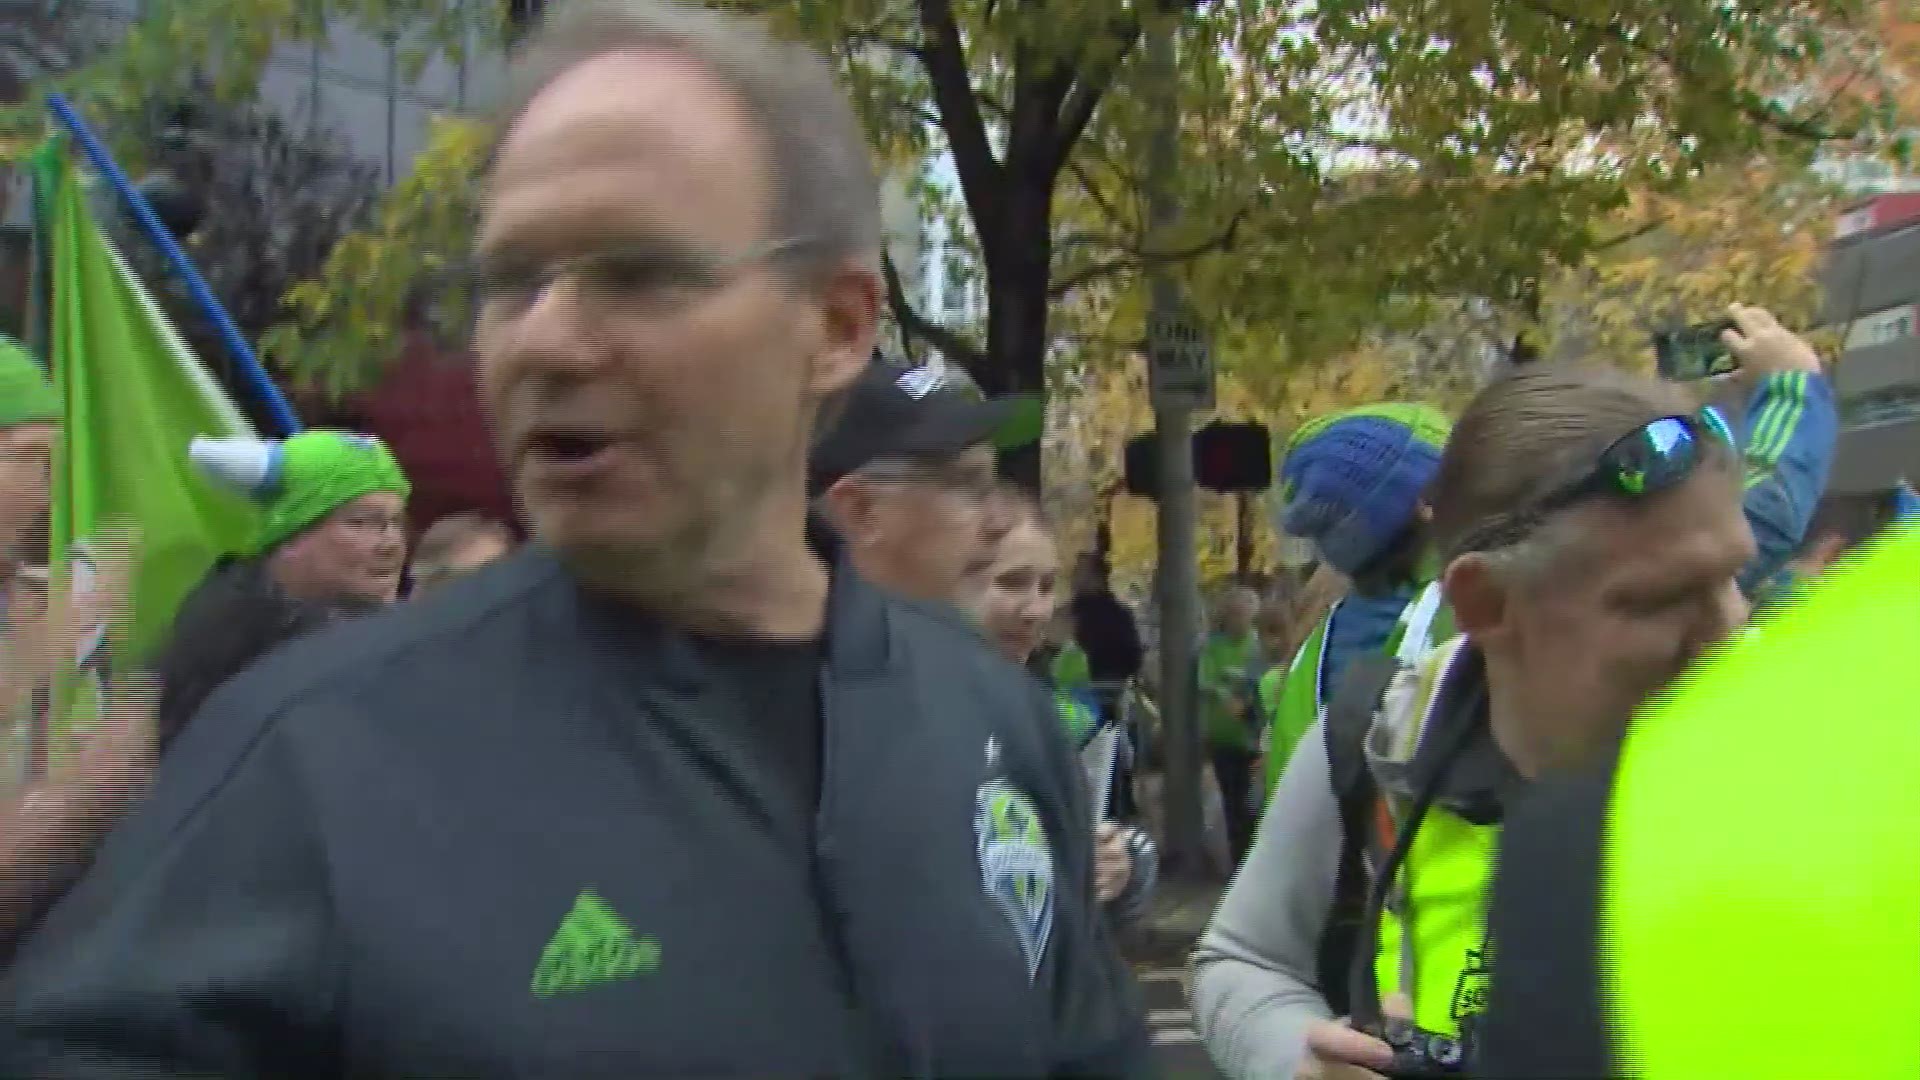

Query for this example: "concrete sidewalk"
[1123,769,1229,963]
[1145,876,1222,939]
[1123,877,1226,1080]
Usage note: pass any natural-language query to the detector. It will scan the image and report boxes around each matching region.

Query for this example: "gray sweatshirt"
[1188,717,1344,1079]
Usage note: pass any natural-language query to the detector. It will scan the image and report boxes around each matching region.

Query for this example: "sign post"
[1147,299,1215,412]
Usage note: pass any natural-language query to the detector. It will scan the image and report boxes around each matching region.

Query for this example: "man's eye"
[592,255,683,294]
[473,263,540,300]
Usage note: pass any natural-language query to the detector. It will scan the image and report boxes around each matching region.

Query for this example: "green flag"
[33,138,260,662]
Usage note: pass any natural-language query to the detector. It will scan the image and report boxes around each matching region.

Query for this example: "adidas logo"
[530,890,661,998]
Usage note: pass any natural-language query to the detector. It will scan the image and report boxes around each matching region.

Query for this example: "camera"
[1374,1017,1474,1079]
[1652,318,1741,382]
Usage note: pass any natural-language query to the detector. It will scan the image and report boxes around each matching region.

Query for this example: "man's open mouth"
[528,429,616,463]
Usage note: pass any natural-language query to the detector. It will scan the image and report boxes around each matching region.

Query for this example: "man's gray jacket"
[0,543,1150,1077]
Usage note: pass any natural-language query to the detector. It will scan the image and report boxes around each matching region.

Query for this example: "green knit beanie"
[0,336,58,430]
[189,429,412,553]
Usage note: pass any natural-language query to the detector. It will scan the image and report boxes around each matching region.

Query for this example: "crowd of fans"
[0,0,1914,1075]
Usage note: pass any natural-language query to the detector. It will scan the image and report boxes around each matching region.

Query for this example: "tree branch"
[1512,0,1851,143]
[882,249,986,370]
[916,0,1005,240]
[1054,228,1134,254]
[1008,46,1077,185]
[1589,214,1671,252]
[1045,0,1210,175]
[1044,27,1141,181]
[841,27,920,56]
[1062,155,1134,232]
[1048,209,1248,297]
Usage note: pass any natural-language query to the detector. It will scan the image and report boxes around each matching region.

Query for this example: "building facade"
[1820,194,1920,492]
[0,0,504,191]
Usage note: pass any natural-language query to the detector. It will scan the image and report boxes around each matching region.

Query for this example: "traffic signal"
[1194,420,1271,492]
[1121,421,1272,498]
[1124,432,1159,499]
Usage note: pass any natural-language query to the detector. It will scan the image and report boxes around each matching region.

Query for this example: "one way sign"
[1147,298,1214,410]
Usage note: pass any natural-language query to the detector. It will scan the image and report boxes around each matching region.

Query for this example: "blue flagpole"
[44,94,303,436]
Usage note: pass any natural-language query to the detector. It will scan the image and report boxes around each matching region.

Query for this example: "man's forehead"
[1562,479,1751,586]
[483,51,770,253]
[498,51,756,178]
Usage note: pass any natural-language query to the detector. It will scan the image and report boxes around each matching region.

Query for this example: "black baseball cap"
[810,356,1022,489]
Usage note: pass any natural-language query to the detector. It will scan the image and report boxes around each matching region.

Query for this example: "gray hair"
[496,0,882,280]
[1426,364,1736,581]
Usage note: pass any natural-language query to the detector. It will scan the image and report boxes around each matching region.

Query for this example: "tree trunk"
[981,179,1056,489]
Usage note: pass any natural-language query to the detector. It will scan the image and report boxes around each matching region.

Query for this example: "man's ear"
[809,261,881,399]
[819,477,879,546]
[1442,552,1512,645]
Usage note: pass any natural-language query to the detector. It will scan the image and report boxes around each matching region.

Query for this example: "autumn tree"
[1535,154,1838,375]
[1,4,388,425]
[116,96,382,367]
[1044,318,1491,592]
[26,0,1919,462]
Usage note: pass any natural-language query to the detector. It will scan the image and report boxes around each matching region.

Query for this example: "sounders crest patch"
[974,777,1054,982]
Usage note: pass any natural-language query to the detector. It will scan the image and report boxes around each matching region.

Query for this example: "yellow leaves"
[1540,154,1831,371]
[263,113,492,392]
[1042,308,1468,592]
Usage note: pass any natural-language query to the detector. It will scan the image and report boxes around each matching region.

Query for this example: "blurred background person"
[1481,522,1920,1079]
[1261,404,1453,816]
[1193,365,1754,1080]
[153,430,410,748]
[0,530,156,960]
[969,484,1156,926]
[812,355,1016,605]
[1068,555,1144,819]
[1198,583,1262,868]
[0,337,58,614]
[410,512,516,593]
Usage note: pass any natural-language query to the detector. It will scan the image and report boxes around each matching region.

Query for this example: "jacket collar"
[558,517,896,679]
[813,514,893,680]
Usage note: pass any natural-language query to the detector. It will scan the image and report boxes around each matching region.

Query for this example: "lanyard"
[1348,698,1483,1036]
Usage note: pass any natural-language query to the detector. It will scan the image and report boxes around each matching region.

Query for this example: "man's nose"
[1684,578,1750,660]
[1021,591,1051,624]
[376,523,408,555]
[492,278,615,379]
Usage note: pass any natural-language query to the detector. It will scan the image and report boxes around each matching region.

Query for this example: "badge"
[974,777,1054,982]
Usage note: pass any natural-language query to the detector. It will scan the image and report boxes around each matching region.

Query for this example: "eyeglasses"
[1452,407,1736,557]
[466,237,812,320]
[334,509,408,538]
[856,454,999,503]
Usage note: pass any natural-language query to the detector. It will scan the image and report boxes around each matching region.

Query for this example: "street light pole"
[1142,10,1206,874]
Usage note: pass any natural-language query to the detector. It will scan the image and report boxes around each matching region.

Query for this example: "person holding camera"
[1192,363,1766,1080]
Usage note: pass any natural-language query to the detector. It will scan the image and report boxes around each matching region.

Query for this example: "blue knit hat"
[1275,403,1452,576]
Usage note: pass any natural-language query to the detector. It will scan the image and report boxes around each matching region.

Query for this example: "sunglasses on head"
[1453,406,1735,556]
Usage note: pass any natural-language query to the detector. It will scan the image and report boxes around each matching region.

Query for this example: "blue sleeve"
[1069,688,1104,728]
[1734,371,1837,595]
[1895,481,1920,523]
